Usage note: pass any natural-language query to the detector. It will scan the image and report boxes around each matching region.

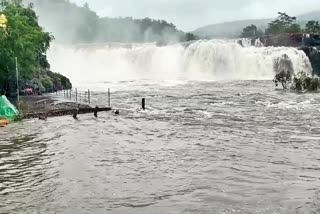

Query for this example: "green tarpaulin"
[0,95,19,121]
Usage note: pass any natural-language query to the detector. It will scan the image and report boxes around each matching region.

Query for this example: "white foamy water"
[47,40,312,85]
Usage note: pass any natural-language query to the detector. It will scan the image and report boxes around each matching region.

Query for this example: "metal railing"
[55,88,111,108]
[57,89,91,104]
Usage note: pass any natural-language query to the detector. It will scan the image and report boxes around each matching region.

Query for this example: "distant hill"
[298,11,320,21]
[193,19,271,39]
[194,11,320,39]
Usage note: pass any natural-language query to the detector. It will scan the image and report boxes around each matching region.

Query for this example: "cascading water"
[237,38,265,47]
[47,39,312,83]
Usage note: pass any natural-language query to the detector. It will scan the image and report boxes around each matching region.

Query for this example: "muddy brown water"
[1,80,320,214]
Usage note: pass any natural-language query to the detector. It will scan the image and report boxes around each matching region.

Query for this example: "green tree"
[241,24,263,38]
[41,75,53,91]
[292,71,320,91]
[273,70,292,89]
[266,12,301,34]
[0,1,53,93]
[287,23,301,33]
[305,20,320,34]
[184,33,198,42]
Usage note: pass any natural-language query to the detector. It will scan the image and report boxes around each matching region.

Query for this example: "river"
[1,80,320,214]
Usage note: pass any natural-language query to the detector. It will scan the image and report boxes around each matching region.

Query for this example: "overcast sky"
[71,0,320,31]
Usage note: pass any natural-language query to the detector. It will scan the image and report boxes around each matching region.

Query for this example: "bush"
[273,70,292,89]
[274,70,320,92]
[291,71,320,91]
[310,78,320,91]
[41,76,53,92]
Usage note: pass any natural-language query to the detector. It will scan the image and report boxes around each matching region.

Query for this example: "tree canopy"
[241,24,263,38]
[241,12,320,38]
[266,12,300,34]
[29,0,192,44]
[305,20,320,34]
[0,1,54,93]
[0,1,71,95]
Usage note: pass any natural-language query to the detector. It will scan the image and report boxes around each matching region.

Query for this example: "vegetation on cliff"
[241,12,319,38]
[305,21,320,34]
[0,1,71,95]
[266,12,301,35]
[241,24,263,38]
[29,0,197,44]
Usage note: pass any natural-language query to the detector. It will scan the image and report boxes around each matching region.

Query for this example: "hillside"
[26,0,187,44]
[194,19,271,39]
[194,11,320,39]
[298,11,320,21]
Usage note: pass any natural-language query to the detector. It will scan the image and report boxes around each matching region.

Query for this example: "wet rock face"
[259,34,304,47]
[299,46,320,76]
[258,33,320,47]
[258,33,320,76]
[273,54,294,76]
[239,34,320,48]
[304,35,320,46]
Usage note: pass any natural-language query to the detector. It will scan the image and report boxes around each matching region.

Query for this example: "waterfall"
[47,39,312,83]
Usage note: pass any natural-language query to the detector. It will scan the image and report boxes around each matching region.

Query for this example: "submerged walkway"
[19,95,111,119]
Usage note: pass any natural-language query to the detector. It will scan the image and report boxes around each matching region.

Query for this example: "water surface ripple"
[1,81,320,214]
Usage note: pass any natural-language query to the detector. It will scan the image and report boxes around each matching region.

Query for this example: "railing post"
[75,88,78,103]
[142,98,145,110]
[108,88,111,108]
[88,89,90,104]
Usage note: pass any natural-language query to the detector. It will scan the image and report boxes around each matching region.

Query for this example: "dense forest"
[241,12,320,37]
[0,0,71,95]
[28,0,197,44]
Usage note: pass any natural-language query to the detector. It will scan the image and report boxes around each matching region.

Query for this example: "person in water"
[73,104,80,119]
[39,113,48,121]
[73,110,78,119]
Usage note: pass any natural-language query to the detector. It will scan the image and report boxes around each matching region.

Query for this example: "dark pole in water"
[142,98,145,110]
[75,88,78,103]
[94,106,98,118]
